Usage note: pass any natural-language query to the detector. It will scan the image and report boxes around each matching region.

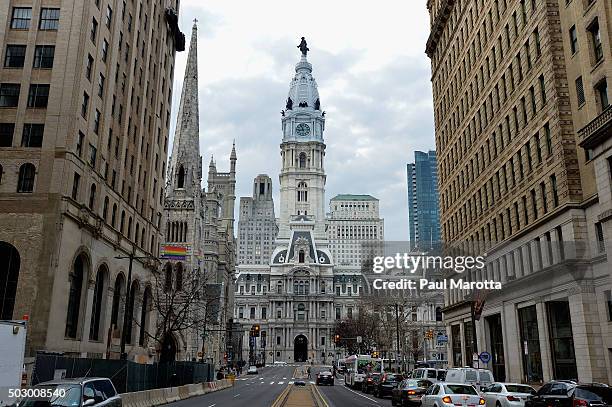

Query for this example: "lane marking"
[207,404,216,407]
[233,394,240,398]
[270,382,275,384]
[341,385,380,403]
[278,381,284,385]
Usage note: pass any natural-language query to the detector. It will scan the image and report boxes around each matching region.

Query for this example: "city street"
[166,364,395,407]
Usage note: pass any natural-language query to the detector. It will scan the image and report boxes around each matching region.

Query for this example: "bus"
[344,355,382,389]
[337,358,347,374]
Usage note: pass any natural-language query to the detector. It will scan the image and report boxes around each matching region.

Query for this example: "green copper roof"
[331,194,378,201]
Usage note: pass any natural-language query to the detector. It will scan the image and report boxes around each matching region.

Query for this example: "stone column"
[536,301,553,382]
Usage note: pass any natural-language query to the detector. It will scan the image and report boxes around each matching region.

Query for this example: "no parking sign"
[479,351,491,364]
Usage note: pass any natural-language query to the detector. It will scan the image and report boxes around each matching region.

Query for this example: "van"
[412,368,442,382]
[444,368,494,390]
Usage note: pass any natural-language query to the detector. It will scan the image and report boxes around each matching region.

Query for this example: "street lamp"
[115,252,158,360]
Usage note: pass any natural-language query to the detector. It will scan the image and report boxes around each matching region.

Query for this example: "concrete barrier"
[120,379,233,407]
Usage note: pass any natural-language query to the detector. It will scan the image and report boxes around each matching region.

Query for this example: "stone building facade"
[0,0,182,360]
[426,0,611,383]
[237,174,278,265]
[327,194,384,267]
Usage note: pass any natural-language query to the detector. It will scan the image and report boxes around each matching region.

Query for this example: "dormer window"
[299,250,305,263]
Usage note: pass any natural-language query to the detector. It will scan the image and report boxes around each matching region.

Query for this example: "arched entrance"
[294,335,308,362]
[0,242,20,320]
[160,333,178,363]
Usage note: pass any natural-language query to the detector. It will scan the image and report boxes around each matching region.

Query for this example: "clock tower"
[278,44,327,239]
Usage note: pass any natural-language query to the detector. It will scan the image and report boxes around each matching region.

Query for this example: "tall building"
[233,41,366,365]
[427,0,610,383]
[161,24,238,365]
[407,150,440,250]
[327,194,384,267]
[238,174,278,265]
[0,0,182,359]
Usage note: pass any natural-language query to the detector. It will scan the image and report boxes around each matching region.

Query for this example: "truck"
[0,320,27,407]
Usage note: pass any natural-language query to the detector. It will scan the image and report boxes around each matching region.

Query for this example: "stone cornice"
[425,0,456,58]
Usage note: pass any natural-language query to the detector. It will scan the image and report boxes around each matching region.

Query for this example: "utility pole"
[395,303,401,372]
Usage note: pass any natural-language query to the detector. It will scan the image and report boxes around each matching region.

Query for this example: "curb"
[120,379,233,407]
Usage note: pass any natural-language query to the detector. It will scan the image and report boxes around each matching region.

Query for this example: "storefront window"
[518,305,543,382]
[547,301,577,380]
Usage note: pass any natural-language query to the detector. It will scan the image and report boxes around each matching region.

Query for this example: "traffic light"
[334,334,340,343]
[372,351,379,358]
[253,324,260,337]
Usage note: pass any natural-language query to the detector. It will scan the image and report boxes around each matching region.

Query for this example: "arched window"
[177,165,185,188]
[127,217,132,239]
[0,242,20,320]
[126,280,139,344]
[88,184,96,210]
[297,182,308,202]
[89,265,107,340]
[65,254,87,338]
[17,163,35,193]
[164,263,172,293]
[139,287,151,346]
[141,228,146,249]
[120,211,125,234]
[135,223,140,246]
[110,274,124,331]
[175,263,183,291]
[111,203,117,227]
[102,197,109,221]
[299,153,307,168]
[299,250,305,263]
[435,307,443,322]
[277,281,283,294]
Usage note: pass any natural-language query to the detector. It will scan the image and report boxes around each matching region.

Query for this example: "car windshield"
[575,387,612,404]
[19,384,82,407]
[385,374,401,382]
[320,372,332,376]
[506,385,536,395]
[445,385,478,395]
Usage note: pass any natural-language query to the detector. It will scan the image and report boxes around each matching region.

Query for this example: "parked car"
[316,371,334,386]
[413,368,442,383]
[445,368,495,390]
[391,379,434,407]
[362,373,382,394]
[247,365,258,374]
[19,377,121,407]
[482,383,536,407]
[526,382,612,407]
[374,374,404,399]
[421,383,485,407]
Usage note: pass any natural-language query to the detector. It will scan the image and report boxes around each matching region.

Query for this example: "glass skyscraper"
[407,150,440,249]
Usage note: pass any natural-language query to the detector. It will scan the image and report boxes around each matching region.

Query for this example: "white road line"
[207,404,216,407]
[289,381,294,384]
[283,377,287,379]
[233,394,240,398]
[341,385,380,403]
[270,382,275,384]
[278,381,284,385]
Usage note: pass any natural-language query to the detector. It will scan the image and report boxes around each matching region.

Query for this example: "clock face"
[295,123,311,137]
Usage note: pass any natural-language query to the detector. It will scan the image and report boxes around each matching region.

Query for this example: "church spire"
[167,22,201,197]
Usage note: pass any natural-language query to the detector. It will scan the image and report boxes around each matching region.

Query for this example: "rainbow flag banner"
[160,245,188,260]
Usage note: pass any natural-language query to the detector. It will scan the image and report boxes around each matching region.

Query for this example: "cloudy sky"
[169,0,435,241]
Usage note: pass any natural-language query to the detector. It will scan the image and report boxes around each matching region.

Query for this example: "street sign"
[472,352,479,362]
[479,351,491,364]
[357,336,362,344]
[437,334,448,343]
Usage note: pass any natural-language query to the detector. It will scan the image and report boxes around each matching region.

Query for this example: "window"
[17,163,36,192]
[0,84,20,107]
[576,76,585,106]
[540,182,548,213]
[539,75,546,105]
[105,6,113,27]
[595,222,605,253]
[544,123,552,156]
[262,307,267,319]
[90,18,98,42]
[81,92,89,117]
[569,25,578,54]
[86,54,93,80]
[0,123,15,147]
[250,307,255,319]
[101,40,108,62]
[297,181,308,202]
[65,255,85,338]
[89,184,96,210]
[531,189,538,219]
[39,8,60,30]
[98,74,105,97]
[335,307,341,320]
[89,143,97,167]
[11,8,31,29]
[299,152,307,168]
[4,45,26,68]
[21,124,44,147]
[596,79,609,110]
[589,20,602,63]
[27,84,49,108]
[551,174,559,207]
[72,172,80,200]
[534,28,541,57]
[33,45,54,68]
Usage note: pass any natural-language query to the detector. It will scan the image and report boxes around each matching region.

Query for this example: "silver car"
[482,383,537,407]
[19,377,121,407]
[421,383,486,407]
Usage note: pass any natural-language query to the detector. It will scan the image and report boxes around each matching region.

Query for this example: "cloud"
[169,1,436,241]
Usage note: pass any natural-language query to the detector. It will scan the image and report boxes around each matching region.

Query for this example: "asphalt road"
[312,366,394,407]
[166,364,396,407]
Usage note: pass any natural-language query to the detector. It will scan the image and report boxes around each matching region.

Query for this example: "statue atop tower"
[297,37,309,56]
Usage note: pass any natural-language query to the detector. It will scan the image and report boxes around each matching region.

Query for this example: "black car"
[373,374,404,399]
[363,373,382,394]
[527,382,611,407]
[391,379,434,407]
[316,371,335,386]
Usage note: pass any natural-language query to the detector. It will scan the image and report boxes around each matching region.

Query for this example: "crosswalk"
[236,378,317,385]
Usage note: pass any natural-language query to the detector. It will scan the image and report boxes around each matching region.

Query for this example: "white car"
[482,383,536,407]
[247,366,258,374]
[421,383,485,407]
